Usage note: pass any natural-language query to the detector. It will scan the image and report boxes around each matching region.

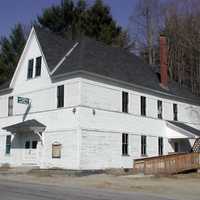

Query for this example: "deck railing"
[133,152,200,175]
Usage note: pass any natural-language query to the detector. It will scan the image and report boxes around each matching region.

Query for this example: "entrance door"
[23,139,38,165]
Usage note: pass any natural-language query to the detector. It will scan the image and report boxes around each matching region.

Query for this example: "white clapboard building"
[0,26,199,169]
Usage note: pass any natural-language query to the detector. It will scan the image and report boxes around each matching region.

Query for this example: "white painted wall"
[0,28,199,170]
[0,30,81,169]
[80,130,165,170]
[80,78,200,130]
[41,130,79,169]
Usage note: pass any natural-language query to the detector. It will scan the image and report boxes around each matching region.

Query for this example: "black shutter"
[57,85,64,108]
[35,56,42,77]
[122,133,128,155]
[158,137,163,155]
[122,91,128,113]
[27,59,34,79]
[8,96,13,116]
[158,100,162,119]
[173,104,178,121]
[141,96,146,116]
[141,135,147,156]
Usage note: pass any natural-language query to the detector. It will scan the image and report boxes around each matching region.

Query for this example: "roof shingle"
[1,27,200,106]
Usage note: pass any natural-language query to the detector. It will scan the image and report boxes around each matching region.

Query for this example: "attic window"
[35,56,42,77]
[27,59,34,79]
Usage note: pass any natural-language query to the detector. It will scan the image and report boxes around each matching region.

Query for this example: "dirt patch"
[0,171,199,200]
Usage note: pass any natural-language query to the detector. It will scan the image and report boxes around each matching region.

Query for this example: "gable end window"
[173,103,178,121]
[141,96,146,116]
[8,96,13,116]
[35,56,42,77]
[122,133,128,156]
[5,135,11,154]
[27,59,34,79]
[57,85,64,108]
[122,91,128,113]
[141,135,147,156]
[157,100,163,119]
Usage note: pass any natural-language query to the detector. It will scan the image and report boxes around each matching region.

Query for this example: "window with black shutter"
[122,133,128,156]
[158,137,163,156]
[173,103,178,121]
[57,85,64,108]
[8,96,13,116]
[27,59,34,79]
[141,96,146,116]
[35,56,42,77]
[5,135,11,154]
[158,100,163,119]
[122,91,128,113]
[141,135,147,156]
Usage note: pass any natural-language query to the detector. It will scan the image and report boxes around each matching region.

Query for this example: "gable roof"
[34,26,76,71]
[1,26,200,105]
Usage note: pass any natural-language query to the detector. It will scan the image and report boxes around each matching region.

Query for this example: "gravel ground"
[0,169,199,200]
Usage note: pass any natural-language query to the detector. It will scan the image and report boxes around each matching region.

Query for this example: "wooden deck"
[133,152,200,175]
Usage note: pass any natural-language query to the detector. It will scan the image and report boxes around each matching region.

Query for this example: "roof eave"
[52,70,200,106]
[0,87,13,94]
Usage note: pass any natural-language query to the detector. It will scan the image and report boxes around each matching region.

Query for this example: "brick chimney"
[160,36,168,88]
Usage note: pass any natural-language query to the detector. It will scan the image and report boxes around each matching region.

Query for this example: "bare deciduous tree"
[129,0,200,96]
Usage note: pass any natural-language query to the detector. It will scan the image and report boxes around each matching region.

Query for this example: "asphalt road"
[0,179,173,200]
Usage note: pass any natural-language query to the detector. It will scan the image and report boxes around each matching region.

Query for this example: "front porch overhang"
[2,119,46,134]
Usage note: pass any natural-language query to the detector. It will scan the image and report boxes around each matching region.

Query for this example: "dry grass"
[0,170,200,200]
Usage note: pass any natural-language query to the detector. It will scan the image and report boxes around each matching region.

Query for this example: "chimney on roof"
[160,35,168,88]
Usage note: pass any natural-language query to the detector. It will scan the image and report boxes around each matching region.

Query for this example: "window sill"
[122,154,130,157]
[26,76,41,81]
[34,75,41,79]
[141,154,148,158]
[57,106,64,109]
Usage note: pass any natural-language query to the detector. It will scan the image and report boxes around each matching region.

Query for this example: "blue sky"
[0,0,135,37]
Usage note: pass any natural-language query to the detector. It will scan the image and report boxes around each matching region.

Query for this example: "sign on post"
[17,97,30,105]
